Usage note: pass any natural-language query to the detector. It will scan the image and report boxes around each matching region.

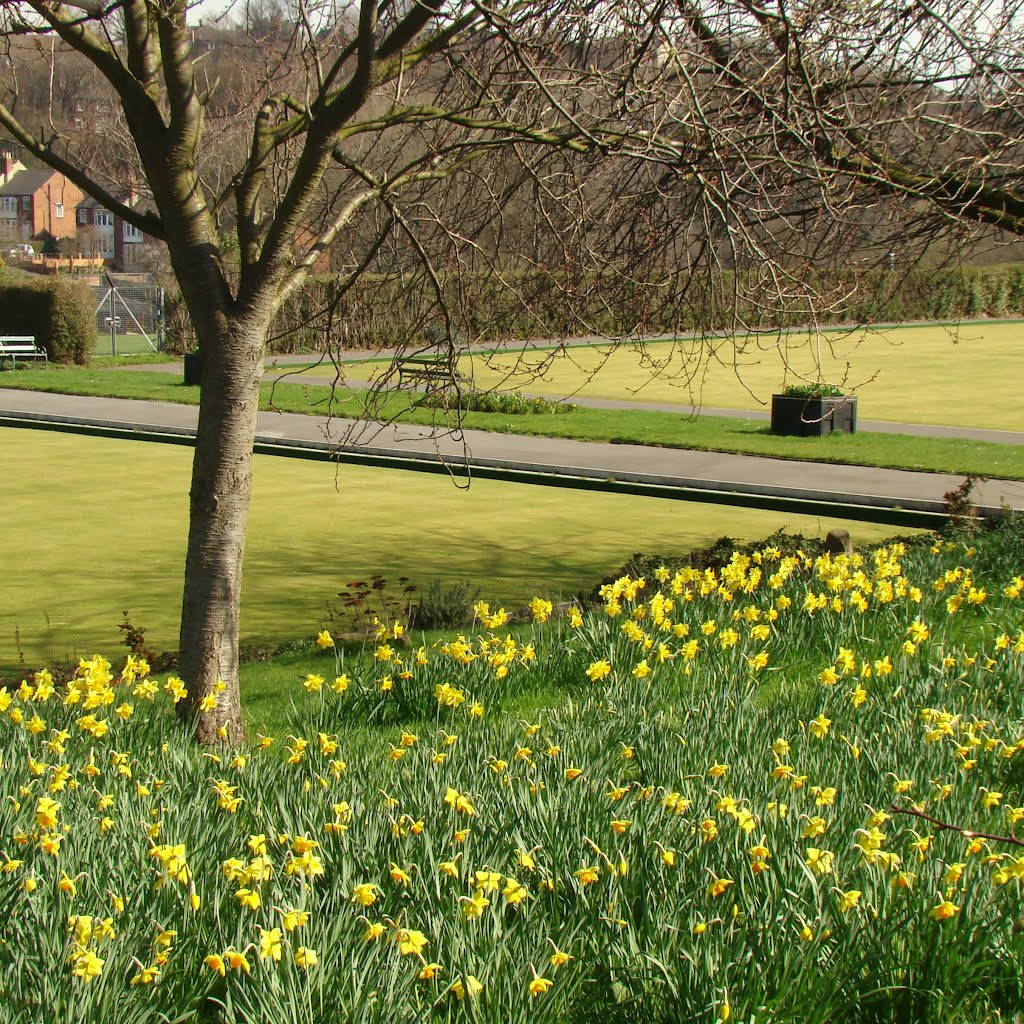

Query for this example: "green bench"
[0,336,47,368]
[395,353,470,391]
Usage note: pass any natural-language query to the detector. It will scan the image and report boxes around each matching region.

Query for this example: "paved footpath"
[133,354,1024,447]
[3,388,1022,522]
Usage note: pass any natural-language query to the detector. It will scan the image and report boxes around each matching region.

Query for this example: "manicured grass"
[0,427,910,674]
[92,352,178,367]
[434,406,1024,478]
[463,321,1024,429]
[0,365,199,401]
[312,321,1023,430]
[93,331,161,355]
[2,365,1022,478]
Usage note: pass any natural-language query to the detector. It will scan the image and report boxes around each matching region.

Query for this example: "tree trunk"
[177,311,269,745]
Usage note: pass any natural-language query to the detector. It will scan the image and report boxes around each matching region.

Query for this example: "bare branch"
[890,804,1024,849]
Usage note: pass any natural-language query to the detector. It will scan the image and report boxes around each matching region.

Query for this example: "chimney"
[0,145,23,186]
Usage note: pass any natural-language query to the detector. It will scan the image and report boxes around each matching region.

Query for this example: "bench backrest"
[399,354,447,365]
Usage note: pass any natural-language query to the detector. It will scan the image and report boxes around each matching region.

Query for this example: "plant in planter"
[771,383,857,436]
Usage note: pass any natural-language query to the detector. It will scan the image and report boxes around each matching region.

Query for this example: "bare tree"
[0,0,1019,742]
[0,0,686,743]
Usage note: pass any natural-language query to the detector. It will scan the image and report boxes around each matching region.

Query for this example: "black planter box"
[183,351,202,386]
[770,394,857,436]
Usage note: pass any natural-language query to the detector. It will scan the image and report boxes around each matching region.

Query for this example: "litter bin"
[183,351,202,386]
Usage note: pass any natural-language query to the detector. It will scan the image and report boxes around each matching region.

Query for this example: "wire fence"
[88,275,165,355]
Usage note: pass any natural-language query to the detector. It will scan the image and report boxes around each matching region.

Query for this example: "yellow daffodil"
[258,927,283,961]
[395,928,428,956]
[529,976,554,997]
[294,946,318,969]
[450,975,483,1000]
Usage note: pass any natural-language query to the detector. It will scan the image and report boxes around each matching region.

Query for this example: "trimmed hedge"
[0,276,93,364]
[158,259,1024,355]
[260,261,1024,353]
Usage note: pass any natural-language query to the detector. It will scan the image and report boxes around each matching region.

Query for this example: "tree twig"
[889,803,1024,848]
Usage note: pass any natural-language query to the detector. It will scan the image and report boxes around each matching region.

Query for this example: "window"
[55,203,64,218]
[78,208,88,224]
[95,211,112,227]
[0,197,16,216]
[21,196,29,210]
[123,222,143,241]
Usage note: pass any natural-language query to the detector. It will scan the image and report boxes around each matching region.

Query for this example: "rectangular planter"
[771,394,857,436]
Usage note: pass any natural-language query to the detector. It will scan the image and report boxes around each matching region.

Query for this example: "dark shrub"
[45,279,94,364]
[410,579,480,631]
[0,277,93,364]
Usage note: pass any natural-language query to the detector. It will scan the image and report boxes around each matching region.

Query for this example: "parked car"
[6,244,35,258]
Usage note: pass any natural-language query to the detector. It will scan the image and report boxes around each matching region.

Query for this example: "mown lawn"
[0,428,908,676]
[466,321,1024,429]
[289,320,1024,430]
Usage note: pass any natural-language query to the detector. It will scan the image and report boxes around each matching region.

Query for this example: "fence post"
[106,273,117,356]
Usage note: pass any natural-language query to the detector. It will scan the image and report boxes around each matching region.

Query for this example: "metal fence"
[89,274,165,355]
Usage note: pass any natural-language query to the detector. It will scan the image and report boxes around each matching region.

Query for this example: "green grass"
[463,321,1024,429]
[2,365,1022,478]
[19,320,1024,428]
[93,331,161,355]
[306,321,1024,430]
[0,427,911,676]
[92,352,179,367]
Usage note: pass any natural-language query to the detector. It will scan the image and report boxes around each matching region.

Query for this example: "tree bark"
[177,311,269,745]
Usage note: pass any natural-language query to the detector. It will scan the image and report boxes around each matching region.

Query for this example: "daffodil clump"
[2,529,1024,1023]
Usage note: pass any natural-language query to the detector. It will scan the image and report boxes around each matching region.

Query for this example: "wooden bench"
[0,337,47,368]
[395,353,469,391]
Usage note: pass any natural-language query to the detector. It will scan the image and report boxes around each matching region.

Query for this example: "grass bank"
[3,519,1024,1022]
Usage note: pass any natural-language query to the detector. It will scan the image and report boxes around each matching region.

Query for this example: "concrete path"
[3,388,1022,522]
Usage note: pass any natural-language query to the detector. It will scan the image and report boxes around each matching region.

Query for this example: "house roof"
[79,191,154,213]
[0,169,59,196]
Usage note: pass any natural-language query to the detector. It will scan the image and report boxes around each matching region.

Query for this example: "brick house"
[0,167,84,246]
[77,192,148,267]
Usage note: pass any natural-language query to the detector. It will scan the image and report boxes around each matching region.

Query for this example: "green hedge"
[257,261,1024,353]
[0,276,93,364]
[155,261,1024,356]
